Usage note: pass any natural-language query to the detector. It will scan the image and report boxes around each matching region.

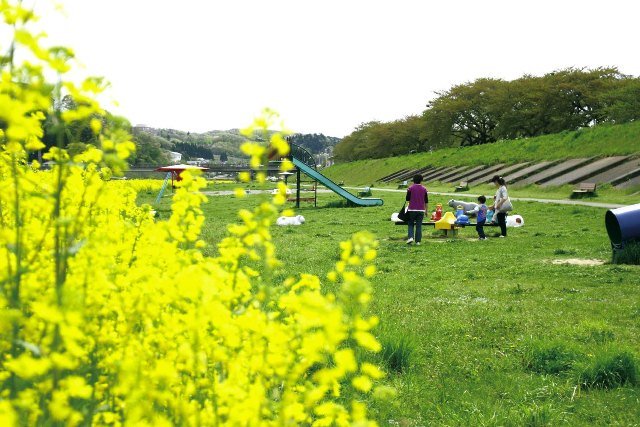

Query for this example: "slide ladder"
[155,172,172,205]
[289,143,383,206]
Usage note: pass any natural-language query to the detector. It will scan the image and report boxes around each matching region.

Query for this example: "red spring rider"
[431,203,443,221]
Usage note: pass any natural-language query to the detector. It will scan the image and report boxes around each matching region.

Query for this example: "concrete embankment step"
[505,161,557,184]
[415,166,438,180]
[429,166,471,182]
[584,157,640,185]
[423,166,456,182]
[614,168,640,188]
[470,162,530,185]
[379,168,410,182]
[396,165,436,183]
[394,168,425,183]
[542,156,629,186]
[518,158,595,185]
[460,164,506,185]
[442,165,487,183]
[377,156,640,189]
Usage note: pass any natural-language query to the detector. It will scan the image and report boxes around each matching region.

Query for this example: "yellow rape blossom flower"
[352,375,373,393]
[238,171,251,182]
[63,376,93,399]
[327,271,338,282]
[280,158,294,172]
[364,265,377,278]
[0,4,387,424]
[0,401,17,426]
[361,362,385,379]
[373,385,398,401]
[5,354,52,379]
[90,118,102,134]
[354,331,382,352]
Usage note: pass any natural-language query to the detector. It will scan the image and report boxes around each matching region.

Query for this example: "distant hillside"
[287,133,340,154]
[323,121,640,186]
[130,126,341,166]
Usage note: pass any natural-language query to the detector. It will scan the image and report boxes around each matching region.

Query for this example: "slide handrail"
[289,143,316,170]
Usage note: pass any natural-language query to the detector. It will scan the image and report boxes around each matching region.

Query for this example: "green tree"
[599,75,640,124]
[334,122,374,162]
[130,132,170,165]
[495,68,628,138]
[425,78,504,147]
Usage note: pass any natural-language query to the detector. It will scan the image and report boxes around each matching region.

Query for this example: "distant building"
[168,151,182,163]
[132,124,154,133]
[186,158,207,166]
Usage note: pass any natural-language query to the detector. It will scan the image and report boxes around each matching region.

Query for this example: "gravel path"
[199,187,627,209]
[344,187,627,209]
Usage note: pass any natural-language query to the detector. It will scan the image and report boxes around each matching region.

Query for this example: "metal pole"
[296,168,301,209]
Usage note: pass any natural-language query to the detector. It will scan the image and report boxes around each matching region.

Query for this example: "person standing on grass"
[476,195,488,240]
[406,174,428,245]
[489,175,511,237]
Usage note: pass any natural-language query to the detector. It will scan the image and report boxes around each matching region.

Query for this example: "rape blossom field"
[0,3,389,425]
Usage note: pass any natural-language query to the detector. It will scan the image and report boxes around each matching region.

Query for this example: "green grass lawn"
[142,183,640,426]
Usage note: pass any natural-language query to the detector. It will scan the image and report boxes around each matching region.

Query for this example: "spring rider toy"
[486,209,494,223]
[430,203,443,221]
[454,205,470,225]
[435,211,457,230]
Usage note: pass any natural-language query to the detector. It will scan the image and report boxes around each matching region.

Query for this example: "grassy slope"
[143,185,640,426]
[323,121,640,187]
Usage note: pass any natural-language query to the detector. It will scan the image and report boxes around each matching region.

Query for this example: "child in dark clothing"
[476,195,488,240]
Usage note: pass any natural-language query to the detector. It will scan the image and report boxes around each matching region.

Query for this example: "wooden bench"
[287,197,316,203]
[571,182,597,198]
[455,181,469,192]
[394,221,499,227]
[394,220,499,237]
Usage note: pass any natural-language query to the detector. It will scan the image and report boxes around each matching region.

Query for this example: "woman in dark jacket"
[405,174,429,245]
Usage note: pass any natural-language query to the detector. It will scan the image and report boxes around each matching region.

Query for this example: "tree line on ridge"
[333,67,640,162]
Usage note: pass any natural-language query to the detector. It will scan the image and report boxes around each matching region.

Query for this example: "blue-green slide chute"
[291,157,384,206]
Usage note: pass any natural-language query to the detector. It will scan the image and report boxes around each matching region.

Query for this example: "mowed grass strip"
[142,183,640,426]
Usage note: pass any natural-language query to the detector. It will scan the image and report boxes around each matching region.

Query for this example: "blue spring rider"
[454,205,470,225]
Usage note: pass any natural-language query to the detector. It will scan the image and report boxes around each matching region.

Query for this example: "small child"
[476,195,488,240]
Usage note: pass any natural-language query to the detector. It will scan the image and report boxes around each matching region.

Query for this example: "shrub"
[612,240,640,265]
[523,340,579,375]
[378,334,415,373]
[577,351,638,389]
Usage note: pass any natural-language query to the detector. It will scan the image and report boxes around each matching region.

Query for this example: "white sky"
[31,0,640,137]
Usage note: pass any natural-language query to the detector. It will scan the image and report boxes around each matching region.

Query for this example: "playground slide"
[292,157,384,206]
